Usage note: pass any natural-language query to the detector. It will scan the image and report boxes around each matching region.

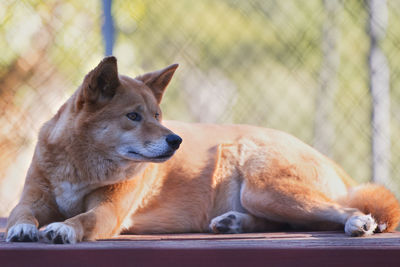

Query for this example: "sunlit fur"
[6,57,400,243]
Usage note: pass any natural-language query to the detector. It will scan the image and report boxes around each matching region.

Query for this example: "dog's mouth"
[127,150,175,162]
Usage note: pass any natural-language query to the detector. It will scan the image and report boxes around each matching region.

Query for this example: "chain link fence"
[1,0,400,216]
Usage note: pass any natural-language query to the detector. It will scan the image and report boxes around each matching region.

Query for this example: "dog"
[6,57,400,243]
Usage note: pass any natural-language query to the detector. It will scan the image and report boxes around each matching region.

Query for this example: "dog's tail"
[342,183,400,232]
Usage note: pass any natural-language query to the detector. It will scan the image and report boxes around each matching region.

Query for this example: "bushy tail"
[343,183,400,232]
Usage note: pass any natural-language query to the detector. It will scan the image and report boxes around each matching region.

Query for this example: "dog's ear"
[137,64,178,103]
[77,56,120,109]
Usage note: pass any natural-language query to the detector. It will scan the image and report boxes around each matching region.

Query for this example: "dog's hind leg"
[240,178,377,236]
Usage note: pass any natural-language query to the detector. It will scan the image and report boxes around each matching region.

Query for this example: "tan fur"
[6,57,400,243]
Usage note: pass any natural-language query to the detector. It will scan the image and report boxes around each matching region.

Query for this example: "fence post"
[367,0,391,185]
[102,0,115,56]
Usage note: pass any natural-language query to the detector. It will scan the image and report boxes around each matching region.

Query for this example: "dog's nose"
[165,134,182,150]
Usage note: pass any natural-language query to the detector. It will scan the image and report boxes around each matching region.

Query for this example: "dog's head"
[70,56,182,163]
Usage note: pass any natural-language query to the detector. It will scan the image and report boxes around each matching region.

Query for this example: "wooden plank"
[1,244,400,267]
[2,218,400,267]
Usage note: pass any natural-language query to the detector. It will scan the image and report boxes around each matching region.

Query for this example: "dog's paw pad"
[6,223,39,242]
[209,212,242,234]
[345,214,377,237]
[43,222,77,244]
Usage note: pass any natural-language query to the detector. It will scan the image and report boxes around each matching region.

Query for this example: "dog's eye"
[154,113,160,120]
[126,112,142,121]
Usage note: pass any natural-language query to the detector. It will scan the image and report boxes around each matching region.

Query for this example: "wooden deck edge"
[1,247,400,267]
[2,215,400,267]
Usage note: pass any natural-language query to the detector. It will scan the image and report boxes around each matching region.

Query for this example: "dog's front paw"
[43,222,77,244]
[345,214,377,237]
[6,223,39,242]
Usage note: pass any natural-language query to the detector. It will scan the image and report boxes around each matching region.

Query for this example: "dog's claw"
[45,230,54,240]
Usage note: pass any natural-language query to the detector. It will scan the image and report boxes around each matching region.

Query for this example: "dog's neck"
[34,122,148,218]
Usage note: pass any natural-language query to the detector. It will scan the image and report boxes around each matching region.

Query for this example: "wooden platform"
[1,218,400,267]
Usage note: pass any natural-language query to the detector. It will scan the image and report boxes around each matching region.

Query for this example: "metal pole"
[102,0,115,56]
[368,0,391,185]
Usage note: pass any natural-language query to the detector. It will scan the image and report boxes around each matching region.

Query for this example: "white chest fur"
[54,181,93,218]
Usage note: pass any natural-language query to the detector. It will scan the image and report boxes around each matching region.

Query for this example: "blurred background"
[0,0,400,216]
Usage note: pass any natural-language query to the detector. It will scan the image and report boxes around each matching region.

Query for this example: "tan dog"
[6,57,400,243]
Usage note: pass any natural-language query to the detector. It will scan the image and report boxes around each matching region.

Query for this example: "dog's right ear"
[76,56,120,110]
